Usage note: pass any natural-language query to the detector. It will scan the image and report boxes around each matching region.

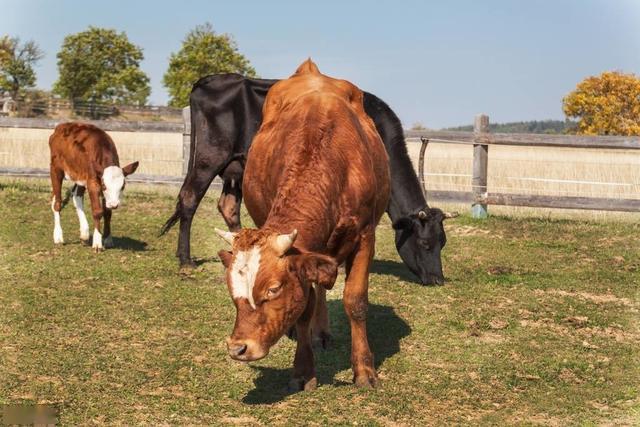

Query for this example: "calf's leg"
[87,184,104,252]
[102,202,113,248]
[50,166,65,244]
[72,185,90,242]
[289,286,317,392]
[344,230,377,388]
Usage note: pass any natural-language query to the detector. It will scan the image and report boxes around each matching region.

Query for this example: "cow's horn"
[273,229,298,256]
[443,211,460,219]
[418,210,428,220]
[214,228,237,245]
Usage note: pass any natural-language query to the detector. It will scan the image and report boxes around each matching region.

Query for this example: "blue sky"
[2,0,639,128]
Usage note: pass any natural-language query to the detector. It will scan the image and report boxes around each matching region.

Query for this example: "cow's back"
[49,123,119,181]
[243,61,390,255]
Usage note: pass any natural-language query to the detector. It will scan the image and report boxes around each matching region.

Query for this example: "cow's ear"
[392,217,414,230]
[218,250,233,269]
[290,253,338,290]
[122,161,139,176]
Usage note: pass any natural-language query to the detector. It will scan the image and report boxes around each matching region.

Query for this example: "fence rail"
[412,115,640,216]
[0,116,183,133]
[1,111,639,215]
[405,129,640,150]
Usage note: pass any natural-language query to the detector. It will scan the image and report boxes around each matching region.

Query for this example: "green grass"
[1,178,639,425]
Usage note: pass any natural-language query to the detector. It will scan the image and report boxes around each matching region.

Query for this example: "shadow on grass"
[242,301,411,404]
[112,236,148,251]
[370,259,420,284]
[191,256,219,267]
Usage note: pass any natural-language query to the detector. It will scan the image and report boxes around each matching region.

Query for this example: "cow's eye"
[266,283,283,297]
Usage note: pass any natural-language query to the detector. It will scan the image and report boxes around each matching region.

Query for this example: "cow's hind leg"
[50,166,65,244]
[344,229,377,388]
[72,185,90,242]
[289,286,317,392]
[177,159,226,269]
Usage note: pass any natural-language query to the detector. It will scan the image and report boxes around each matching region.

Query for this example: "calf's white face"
[101,162,138,209]
[102,166,125,209]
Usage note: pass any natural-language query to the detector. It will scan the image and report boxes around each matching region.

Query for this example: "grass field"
[1,179,639,425]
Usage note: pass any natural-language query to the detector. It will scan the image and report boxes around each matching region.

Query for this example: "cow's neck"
[387,174,428,222]
[364,96,429,222]
[384,138,429,222]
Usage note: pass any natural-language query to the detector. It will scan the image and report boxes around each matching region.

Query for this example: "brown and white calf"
[215,59,390,391]
[49,122,138,251]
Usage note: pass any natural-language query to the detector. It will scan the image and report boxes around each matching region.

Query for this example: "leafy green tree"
[163,23,257,107]
[563,71,640,136]
[53,27,150,106]
[0,36,44,99]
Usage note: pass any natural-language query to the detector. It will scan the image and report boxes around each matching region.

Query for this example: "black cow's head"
[392,207,456,285]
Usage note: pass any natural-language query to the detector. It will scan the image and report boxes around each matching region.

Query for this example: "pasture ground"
[0,179,638,425]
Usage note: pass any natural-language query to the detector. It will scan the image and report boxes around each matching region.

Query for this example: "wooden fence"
[407,114,640,217]
[1,110,639,217]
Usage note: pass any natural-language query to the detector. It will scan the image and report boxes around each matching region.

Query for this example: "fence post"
[471,114,489,218]
[182,106,191,176]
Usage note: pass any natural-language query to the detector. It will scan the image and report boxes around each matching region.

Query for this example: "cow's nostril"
[228,342,248,357]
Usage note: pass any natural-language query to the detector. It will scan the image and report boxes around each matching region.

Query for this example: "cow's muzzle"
[226,337,267,361]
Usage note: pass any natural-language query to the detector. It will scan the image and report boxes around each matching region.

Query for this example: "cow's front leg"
[88,184,104,252]
[102,202,113,248]
[344,230,377,388]
[50,166,65,244]
[289,286,317,392]
[72,185,90,242]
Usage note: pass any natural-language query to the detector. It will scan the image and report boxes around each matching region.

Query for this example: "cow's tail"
[159,204,180,236]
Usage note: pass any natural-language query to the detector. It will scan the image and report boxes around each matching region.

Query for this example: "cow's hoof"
[79,229,90,242]
[312,331,332,350]
[288,376,317,392]
[180,259,197,270]
[103,236,114,249]
[93,245,103,253]
[354,372,378,388]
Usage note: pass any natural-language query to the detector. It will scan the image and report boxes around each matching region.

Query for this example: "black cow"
[161,74,452,285]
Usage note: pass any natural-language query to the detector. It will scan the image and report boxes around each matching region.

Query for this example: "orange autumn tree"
[563,71,640,136]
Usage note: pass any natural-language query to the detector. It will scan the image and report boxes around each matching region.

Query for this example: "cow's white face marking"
[230,246,262,309]
[102,166,125,209]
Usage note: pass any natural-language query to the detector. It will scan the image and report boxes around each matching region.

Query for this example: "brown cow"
[49,123,138,251]
[215,59,390,391]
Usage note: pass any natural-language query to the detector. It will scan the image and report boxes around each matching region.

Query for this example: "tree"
[53,27,150,106]
[0,36,44,99]
[563,71,640,136]
[163,23,257,107]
